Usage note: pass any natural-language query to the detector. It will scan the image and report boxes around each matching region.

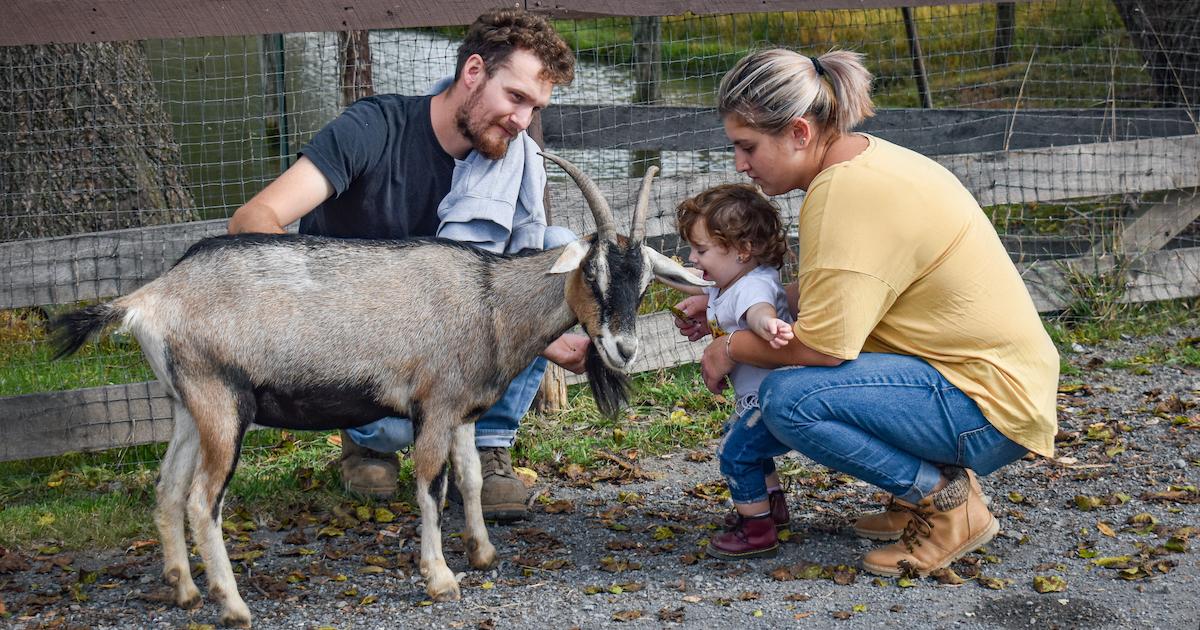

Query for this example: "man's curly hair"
[455,8,575,85]
[676,184,789,269]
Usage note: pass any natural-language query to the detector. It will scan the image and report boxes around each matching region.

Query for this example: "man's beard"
[454,85,511,160]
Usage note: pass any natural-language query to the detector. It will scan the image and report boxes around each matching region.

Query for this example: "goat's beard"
[585,343,631,419]
[454,83,511,160]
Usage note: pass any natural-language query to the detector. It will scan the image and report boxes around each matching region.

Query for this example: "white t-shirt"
[703,266,793,406]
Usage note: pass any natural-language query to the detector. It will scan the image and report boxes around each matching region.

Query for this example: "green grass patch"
[1045,297,1200,346]
[547,2,1149,108]
[0,362,728,551]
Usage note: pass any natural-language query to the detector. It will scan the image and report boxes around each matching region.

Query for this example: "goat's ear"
[643,247,713,289]
[549,239,590,274]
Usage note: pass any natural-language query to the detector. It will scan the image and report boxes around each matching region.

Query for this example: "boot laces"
[479,448,517,480]
[897,505,934,552]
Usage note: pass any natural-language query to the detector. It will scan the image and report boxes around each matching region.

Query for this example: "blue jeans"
[718,403,779,504]
[757,353,1028,504]
[347,225,576,452]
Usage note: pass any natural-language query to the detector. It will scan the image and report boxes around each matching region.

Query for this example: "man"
[227,8,586,520]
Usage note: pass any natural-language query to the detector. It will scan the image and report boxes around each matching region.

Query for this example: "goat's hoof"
[219,605,253,628]
[468,544,498,570]
[175,587,202,610]
[427,572,461,602]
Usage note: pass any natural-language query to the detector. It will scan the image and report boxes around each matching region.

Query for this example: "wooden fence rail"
[5,131,1198,310]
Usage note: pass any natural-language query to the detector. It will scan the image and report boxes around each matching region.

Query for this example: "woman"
[673,49,1059,575]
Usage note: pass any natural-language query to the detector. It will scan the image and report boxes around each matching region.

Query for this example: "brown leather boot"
[724,489,791,529]
[338,430,399,499]
[478,447,528,522]
[853,470,990,541]
[861,467,998,577]
[707,512,779,560]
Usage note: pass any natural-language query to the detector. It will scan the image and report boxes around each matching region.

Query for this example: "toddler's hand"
[764,318,794,349]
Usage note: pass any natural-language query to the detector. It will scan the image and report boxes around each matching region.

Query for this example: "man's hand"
[543,333,590,374]
[672,294,711,342]
[700,337,734,395]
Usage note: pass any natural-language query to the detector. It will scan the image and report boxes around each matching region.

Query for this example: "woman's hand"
[543,333,590,374]
[672,295,711,341]
[700,335,735,394]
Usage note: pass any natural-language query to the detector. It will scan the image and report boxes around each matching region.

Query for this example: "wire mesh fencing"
[1,0,1198,462]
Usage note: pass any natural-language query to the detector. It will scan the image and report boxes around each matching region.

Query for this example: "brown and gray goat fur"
[50,154,709,628]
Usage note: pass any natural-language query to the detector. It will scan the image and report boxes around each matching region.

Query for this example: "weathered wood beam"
[1086,189,1200,257]
[5,133,1199,310]
[0,1,1038,46]
[9,244,1198,461]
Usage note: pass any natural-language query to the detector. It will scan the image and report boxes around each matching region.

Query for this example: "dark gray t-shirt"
[298,95,455,239]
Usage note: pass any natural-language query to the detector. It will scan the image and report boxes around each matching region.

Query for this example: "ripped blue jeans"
[757,353,1028,504]
[718,395,780,504]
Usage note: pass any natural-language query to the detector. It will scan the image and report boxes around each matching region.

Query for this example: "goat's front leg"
[155,402,202,610]
[413,422,459,601]
[450,423,497,570]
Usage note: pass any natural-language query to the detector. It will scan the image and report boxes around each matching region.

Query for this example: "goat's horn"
[629,165,658,243]
[540,151,616,241]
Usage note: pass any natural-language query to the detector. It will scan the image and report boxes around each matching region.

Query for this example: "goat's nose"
[615,337,638,363]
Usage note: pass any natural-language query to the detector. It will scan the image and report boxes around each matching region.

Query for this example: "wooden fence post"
[631,16,662,177]
[901,7,933,109]
[529,109,570,413]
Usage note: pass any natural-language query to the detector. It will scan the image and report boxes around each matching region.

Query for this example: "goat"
[50,152,710,628]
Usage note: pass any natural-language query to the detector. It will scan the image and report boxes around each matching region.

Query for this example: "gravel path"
[3,329,1198,629]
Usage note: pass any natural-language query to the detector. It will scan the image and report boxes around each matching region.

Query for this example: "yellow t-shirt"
[794,135,1059,457]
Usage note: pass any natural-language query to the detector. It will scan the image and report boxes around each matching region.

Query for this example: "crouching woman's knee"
[758,369,823,433]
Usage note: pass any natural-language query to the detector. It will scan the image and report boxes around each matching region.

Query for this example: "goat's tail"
[49,303,126,359]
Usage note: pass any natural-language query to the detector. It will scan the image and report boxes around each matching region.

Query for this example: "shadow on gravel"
[976,595,1117,629]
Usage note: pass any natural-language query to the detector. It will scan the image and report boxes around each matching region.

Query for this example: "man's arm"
[227,157,335,234]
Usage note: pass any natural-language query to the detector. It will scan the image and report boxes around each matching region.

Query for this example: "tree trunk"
[1112,0,1200,108]
[338,30,375,107]
[0,42,195,241]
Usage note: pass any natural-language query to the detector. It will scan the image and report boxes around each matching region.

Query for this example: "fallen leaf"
[543,499,574,514]
[658,606,685,622]
[612,609,643,622]
[1033,575,1067,593]
[512,467,538,488]
[978,576,1010,590]
[1097,522,1117,538]
[930,567,965,585]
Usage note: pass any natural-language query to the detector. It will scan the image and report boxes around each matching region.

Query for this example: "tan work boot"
[338,430,399,499]
[853,470,990,541]
[478,447,528,522]
[861,467,998,577]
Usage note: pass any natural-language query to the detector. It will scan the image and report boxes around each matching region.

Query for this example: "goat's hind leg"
[155,401,202,609]
[412,417,459,602]
[180,381,254,628]
[449,423,497,570]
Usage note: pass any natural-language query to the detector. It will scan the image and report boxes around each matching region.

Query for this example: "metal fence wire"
[1,0,1198,462]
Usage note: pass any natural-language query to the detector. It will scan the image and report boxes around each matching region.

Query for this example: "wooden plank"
[5,134,1198,310]
[0,1,501,46]
[1087,190,1200,257]
[938,134,1200,206]
[1,1,1037,46]
[0,381,174,462]
[542,106,1200,154]
[1020,245,1200,312]
[7,243,1198,461]
[528,0,1032,20]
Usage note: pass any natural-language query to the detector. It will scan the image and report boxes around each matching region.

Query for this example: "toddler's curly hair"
[675,184,788,269]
